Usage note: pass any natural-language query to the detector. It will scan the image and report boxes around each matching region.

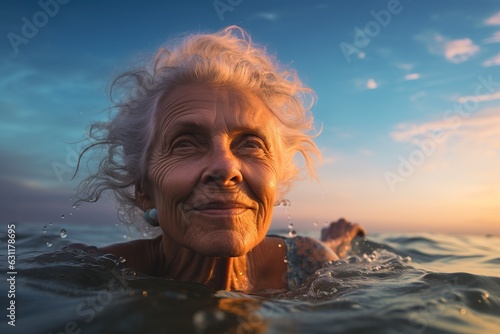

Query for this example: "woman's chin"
[190,230,257,258]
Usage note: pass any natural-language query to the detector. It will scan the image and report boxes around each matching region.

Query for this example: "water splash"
[60,229,67,239]
[42,225,47,234]
[277,199,294,237]
[46,241,53,247]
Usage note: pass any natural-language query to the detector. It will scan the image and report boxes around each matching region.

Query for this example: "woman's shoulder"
[99,236,163,274]
[65,236,163,275]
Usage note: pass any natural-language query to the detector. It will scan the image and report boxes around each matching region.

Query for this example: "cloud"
[367,79,378,89]
[444,38,479,63]
[458,90,500,104]
[354,78,379,90]
[482,53,500,67]
[404,73,421,81]
[251,12,278,21]
[483,31,500,44]
[417,33,479,64]
[390,107,500,149]
[485,11,500,25]
[384,108,500,233]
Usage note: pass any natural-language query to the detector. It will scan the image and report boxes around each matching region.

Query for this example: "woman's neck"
[159,235,250,291]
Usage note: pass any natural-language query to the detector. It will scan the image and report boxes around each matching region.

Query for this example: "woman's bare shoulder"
[65,236,162,274]
[99,236,162,274]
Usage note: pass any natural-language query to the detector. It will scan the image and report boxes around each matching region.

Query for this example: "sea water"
[1,222,499,334]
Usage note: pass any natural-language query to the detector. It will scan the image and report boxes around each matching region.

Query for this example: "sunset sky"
[1,0,499,235]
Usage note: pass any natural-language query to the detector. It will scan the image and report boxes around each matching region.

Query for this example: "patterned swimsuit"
[274,236,324,290]
[283,237,310,289]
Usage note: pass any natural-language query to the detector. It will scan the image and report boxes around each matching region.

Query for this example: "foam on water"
[1,222,499,334]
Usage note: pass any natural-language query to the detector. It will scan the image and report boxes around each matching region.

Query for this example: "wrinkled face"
[139,83,281,257]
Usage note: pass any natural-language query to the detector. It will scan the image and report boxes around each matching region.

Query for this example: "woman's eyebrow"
[170,121,204,132]
[232,126,273,146]
[160,121,205,144]
[233,126,268,136]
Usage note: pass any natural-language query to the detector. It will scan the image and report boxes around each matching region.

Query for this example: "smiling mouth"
[194,201,251,216]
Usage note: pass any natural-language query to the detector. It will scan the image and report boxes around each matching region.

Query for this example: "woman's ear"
[135,178,155,211]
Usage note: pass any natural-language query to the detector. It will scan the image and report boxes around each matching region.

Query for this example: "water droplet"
[278,243,282,248]
[42,225,47,234]
[61,214,65,219]
[46,241,53,247]
[288,222,296,237]
[118,257,126,264]
[123,268,136,276]
[283,256,288,263]
[142,290,148,297]
[193,310,226,331]
[239,271,243,276]
[60,229,67,238]
[460,308,466,315]
[275,199,291,207]
[49,222,53,226]
[69,212,73,216]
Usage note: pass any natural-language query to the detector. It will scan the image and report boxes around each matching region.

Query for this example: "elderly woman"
[77,26,364,292]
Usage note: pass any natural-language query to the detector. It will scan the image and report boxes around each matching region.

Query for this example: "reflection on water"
[1,223,499,333]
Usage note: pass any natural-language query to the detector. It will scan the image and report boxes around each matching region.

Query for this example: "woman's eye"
[239,136,266,152]
[244,140,264,149]
[171,139,196,150]
[175,141,193,147]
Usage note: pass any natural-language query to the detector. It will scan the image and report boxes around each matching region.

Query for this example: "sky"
[1,0,499,235]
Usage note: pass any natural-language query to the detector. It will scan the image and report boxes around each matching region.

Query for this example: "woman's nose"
[202,146,243,186]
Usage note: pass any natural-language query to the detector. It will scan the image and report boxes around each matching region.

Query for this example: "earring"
[144,208,159,226]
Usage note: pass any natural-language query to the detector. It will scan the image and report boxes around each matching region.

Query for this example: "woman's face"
[140,83,282,257]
